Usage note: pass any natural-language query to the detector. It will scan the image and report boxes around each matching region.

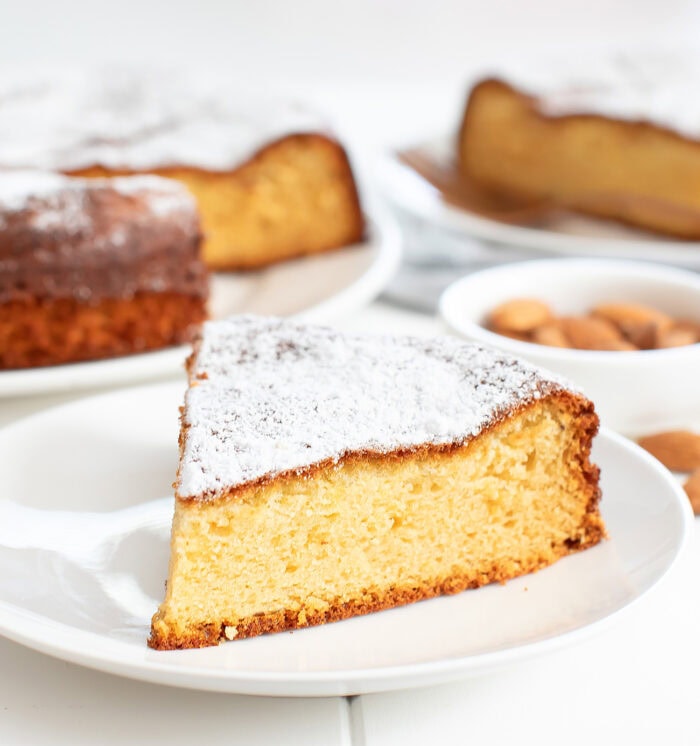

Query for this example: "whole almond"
[684,469,700,515]
[486,299,696,352]
[494,328,531,342]
[656,326,699,349]
[596,339,639,351]
[560,316,636,351]
[592,303,673,334]
[531,320,571,348]
[489,299,552,333]
[637,430,700,472]
[617,320,657,350]
[673,319,700,341]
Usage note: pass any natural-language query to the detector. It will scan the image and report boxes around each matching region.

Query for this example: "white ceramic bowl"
[439,258,700,435]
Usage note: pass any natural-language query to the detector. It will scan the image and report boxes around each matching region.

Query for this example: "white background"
[1,0,699,150]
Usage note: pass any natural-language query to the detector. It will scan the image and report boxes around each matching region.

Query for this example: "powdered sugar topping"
[177,316,575,499]
[487,52,700,138]
[110,175,197,217]
[0,68,327,171]
[0,170,72,212]
[0,170,196,233]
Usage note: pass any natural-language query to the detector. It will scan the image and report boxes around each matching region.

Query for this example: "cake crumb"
[224,625,238,640]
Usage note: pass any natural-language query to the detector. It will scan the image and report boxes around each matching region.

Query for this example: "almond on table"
[637,430,700,472]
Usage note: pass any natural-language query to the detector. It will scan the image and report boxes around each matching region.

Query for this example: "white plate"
[379,139,700,268]
[0,382,692,696]
[0,209,401,398]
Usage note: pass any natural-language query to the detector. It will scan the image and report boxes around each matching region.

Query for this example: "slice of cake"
[0,69,365,269]
[0,171,208,369]
[149,316,604,650]
[458,55,700,238]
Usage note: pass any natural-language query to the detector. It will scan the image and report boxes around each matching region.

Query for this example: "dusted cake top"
[0,170,196,224]
[0,170,207,303]
[178,315,576,499]
[0,68,326,172]
[486,52,700,139]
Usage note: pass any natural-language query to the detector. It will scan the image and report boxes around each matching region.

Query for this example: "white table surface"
[0,302,698,746]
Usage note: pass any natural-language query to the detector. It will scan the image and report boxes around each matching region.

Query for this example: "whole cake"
[458,55,700,238]
[149,316,604,650]
[0,171,208,369]
[0,69,365,269]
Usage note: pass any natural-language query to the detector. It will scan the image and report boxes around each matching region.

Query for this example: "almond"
[487,299,696,351]
[560,316,636,351]
[595,339,639,351]
[683,469,700,515]
[493,328,531,342]
[673,319,700,342]
[617,320,657,350]
[592,303,674,334]
[531,320,571,348]
[489,299,552,333]
[656,326,699,349]
[637,430,700,472]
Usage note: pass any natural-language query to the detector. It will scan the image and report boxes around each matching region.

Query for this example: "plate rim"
[0,205,401,399]
[0,383,692,696]
[377,141,700,265]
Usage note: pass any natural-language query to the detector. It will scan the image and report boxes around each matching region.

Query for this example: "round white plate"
[379,139,700,268]
[0,382,692,696]
[0,209,401,398]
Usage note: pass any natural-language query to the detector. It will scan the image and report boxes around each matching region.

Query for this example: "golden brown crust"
[0,292,207,369]
[459,78,700,239]
[70,133,366,270]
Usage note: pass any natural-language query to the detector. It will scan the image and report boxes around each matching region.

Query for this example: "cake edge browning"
[150,550,598,651]
[149,389,604,650]
[0,292,207,369]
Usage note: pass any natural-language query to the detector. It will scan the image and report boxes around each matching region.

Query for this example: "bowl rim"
[439,257,700,363]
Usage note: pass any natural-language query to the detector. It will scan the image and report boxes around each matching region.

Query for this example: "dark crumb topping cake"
[0,170,207,304]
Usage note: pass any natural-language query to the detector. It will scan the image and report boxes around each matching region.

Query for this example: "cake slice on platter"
[149,316,604,650]
[458,55,700,238]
